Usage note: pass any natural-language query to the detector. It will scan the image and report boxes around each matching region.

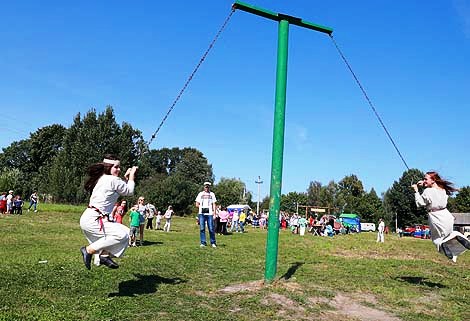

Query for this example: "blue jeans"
[199,214,216,245]
[28,201,37,211]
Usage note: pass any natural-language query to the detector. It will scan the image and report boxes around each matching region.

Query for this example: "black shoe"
[80,247,92,270]
[440,243,454,260]
[456,236,470,250]
[99,256,119,269]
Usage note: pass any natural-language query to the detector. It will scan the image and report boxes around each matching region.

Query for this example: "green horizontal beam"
[232,1,333,35]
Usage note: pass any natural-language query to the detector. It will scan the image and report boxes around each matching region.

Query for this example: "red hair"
[426,171,459,195]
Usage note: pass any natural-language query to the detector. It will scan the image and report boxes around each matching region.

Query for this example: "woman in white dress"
[412,171,470,262]
[79,155,138,270]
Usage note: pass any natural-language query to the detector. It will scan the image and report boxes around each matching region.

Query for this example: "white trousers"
[377,231,384,242]
[163,218,171,232]
[80,208,130,257]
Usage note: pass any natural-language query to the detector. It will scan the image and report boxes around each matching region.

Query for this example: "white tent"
[227,204,251,212]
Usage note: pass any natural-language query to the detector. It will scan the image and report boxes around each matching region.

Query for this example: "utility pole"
[255,176,263,215]
[233,0,333,282]
[395,212,398,233]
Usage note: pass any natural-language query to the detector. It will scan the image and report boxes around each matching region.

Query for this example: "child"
[163,205,173,232]
[28,191,38,212]
[129,206,141,247]
[0,192,6,214]
[156,211,162,230]
[13,195,24,215]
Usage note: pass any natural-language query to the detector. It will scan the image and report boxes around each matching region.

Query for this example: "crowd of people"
[0,190,38,214]
[71,155,469,270]
[125,198,173,247]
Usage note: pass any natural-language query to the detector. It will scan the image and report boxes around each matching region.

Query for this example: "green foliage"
[213,177,248,208]
[138,174,199,215]
[45,107,144,203]
[337,174,365,214]
[0,167,23,194]
[307,180,322,205]
[174,148,214,184]
[260,195,270,213]
[29,124,67,168]
[280,191,308,213]
[451,186,470,212]
[320,180,340,210]
[355,188,384,222]
[136,147,215,215]
[383,169,427,227]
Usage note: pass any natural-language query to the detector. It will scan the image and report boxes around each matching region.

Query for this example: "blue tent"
[339,213,361,232]
[227,204,251,213]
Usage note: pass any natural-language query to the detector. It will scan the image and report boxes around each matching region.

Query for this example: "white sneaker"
[200,244,206,248]
[93,254,101,266]
[452,256,458,263]
[211,244,217,248]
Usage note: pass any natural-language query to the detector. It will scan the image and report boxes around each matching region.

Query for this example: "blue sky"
[1,0,469,199]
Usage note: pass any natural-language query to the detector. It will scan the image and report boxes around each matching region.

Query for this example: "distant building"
[453,213,470,237]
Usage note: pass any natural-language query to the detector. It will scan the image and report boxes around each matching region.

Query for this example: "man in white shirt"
[195,182,217,247]
[377,218,385,243]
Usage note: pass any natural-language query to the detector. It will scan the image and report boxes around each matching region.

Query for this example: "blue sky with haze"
[1,0,469,199]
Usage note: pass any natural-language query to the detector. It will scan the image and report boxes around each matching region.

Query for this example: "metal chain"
[329,34,410,171]
[142,7,236,156]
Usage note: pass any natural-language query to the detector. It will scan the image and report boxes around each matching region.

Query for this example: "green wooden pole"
[232,0,333,282]
[264,19,289,282]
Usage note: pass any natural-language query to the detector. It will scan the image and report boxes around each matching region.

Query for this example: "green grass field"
[1,206,469,321]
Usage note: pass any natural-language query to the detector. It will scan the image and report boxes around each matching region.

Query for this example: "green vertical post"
[232,0,333,282]
[264,19,289,282]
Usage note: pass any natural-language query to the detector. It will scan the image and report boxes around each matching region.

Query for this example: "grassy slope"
[0,206,469,321]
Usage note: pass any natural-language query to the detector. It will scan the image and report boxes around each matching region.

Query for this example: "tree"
[337,174,365,214]
[138,174,199,215]
[136,147,215,214]
[260,195,270,213]
[213,177,247,208]
[451,186,470,212]
[281,192,308,214]
[0,168,23,195]
[0,139,32,172]
[355,188,384,222]
[307,181,322,206]
[29,125,67,169]
[46,106,144,203]
[174,148,214,185]
[383,169,426,227]
[320,180,341,212]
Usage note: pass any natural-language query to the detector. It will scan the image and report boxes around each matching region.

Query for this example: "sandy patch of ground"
[309,293,401,321]
[215,280,402,321]
[218,280,265,294]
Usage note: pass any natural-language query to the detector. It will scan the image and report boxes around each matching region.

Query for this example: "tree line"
[1,106,469,227]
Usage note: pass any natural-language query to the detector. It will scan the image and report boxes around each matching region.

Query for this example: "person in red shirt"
[111,200,127,224]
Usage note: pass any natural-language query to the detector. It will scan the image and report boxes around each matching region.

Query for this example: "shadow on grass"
[108,273,186,297]
[280,262,304,280]
[140,240,163,246]
[395,276,446,288]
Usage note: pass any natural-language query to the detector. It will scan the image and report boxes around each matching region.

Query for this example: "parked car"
[403,224,430,238]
